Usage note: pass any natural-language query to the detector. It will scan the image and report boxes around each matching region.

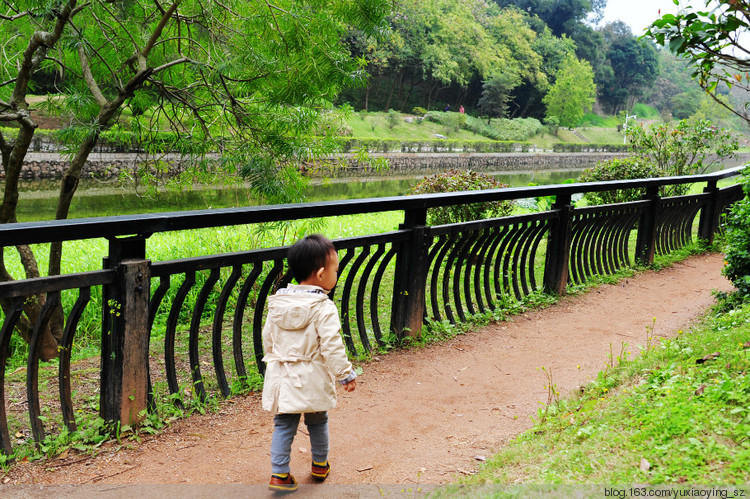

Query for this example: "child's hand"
[342,380,356,392]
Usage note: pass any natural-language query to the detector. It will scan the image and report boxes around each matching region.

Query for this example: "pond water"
[14,169,584,221]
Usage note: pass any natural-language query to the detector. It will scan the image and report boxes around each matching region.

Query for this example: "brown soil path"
[5,253,732,487]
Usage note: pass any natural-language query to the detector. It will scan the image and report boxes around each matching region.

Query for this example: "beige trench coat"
[261,285,353,414]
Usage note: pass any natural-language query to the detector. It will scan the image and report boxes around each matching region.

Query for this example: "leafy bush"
[723,170,750,297]
[577,157,661,205]
[625,119,738,195]
[412,107,428,117]
[409,169,513,225]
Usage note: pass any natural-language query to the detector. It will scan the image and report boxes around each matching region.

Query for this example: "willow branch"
[142,0,182,59]
[151,56,193,74]
[12,0,77,106]
[78,45,107,106]
[0,10,32,20]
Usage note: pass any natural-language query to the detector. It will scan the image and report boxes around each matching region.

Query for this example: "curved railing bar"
[147,276,171,410]
[233,263,263,380]
[370,246,396,343]
[0,298,25,455]
[253,260,284,374]
[441,233,462,324]
[527,220,550,293]
[341,246,371,356]
[59,287,91,433]
[27,292,61,446]
[212,265,242,397]
[493,226,515,302]
[484,226,508,310]
[335,248,357,352]
[462,230,485,316]
[519,222,547,296]
[428,236,451,322]
[511,222,538,300]
[165,271,195,405]
[472,229,495,314]
[357,244,386,350]
[569,214,586,285]
[501,223,527,301]
[452,230,478,321]
[189,268,220,403]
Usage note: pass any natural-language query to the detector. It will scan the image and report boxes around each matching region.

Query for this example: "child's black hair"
[287,234,336,284]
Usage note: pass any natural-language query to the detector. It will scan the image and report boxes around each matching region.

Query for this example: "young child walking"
[261,234,357,493]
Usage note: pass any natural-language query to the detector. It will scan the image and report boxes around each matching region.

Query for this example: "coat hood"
[267,285,329,331]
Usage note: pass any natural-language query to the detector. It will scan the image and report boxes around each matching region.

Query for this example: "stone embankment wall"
[4,151,630,181]
[329,152,627,177]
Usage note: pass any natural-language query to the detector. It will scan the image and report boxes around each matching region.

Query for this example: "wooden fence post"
[698,180,720,245]
[636,186,660,265]
[390,208,430,339]
[543,193,573,295]
[101,236,150,427]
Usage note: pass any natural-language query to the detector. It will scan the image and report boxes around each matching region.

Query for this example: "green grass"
[347,112,487,141]
[460,288,750,485]
[632,103,662,121]
[576,127,625,144]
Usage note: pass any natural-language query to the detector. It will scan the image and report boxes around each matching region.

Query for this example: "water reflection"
[13,169,584,221]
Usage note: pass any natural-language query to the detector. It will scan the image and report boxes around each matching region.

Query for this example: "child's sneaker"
[311,460,330,481]
[269,473,299,493]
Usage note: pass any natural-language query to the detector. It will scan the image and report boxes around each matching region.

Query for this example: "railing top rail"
[1,166,744,247]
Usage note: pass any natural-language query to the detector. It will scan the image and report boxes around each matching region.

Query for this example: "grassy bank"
[459,291,750,485]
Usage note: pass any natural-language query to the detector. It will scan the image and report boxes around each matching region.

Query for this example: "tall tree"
[0,0,389,359]
[605,37,660,112]
[478,73,521,123]
[542,55,596,127]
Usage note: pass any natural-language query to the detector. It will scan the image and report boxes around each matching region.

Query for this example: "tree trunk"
[384,71,402,111]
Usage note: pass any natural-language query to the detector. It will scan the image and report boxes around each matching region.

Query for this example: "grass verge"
[457,287,750,485]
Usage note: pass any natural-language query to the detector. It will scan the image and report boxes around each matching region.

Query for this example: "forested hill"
[337,0,728,127]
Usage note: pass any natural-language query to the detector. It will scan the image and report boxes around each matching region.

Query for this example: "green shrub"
[723,169,750,297]
[386,109,401,129]
[577,157,661,205]
[412,107,428,117]
[409,169,514,225]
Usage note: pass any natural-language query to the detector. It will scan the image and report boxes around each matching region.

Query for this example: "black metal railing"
[0,166,745,455]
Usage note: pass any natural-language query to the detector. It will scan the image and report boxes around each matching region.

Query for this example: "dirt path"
[5,253,732,487]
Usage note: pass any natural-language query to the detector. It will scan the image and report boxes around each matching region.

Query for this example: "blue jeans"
[270,412,329,474]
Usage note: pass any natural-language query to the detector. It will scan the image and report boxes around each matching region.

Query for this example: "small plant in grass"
[409,169,513,225]
[536,366,560,424]
[386,109,401,129]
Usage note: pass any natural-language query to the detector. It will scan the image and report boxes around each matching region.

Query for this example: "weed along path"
[6,253,733,487]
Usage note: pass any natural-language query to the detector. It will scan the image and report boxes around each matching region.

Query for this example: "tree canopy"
[542,55,596,128]
[0,0,389,358]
